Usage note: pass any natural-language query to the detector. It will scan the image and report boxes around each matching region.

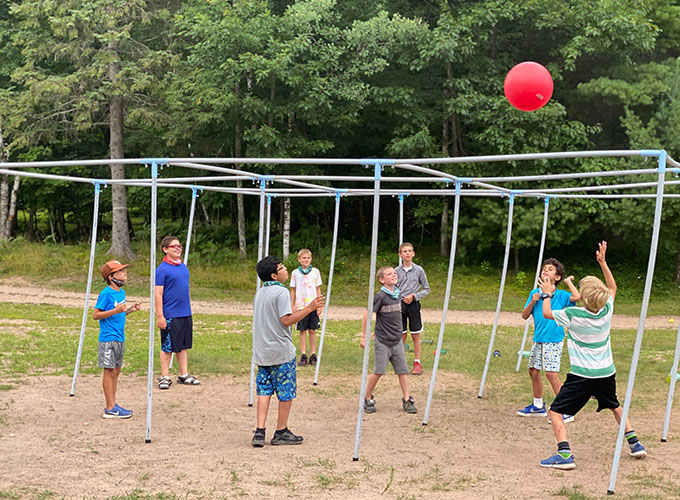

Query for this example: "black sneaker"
[271,428,303,445]
[364,398,376,414]
[402,396,417,414]
[252,429,265,448]
[309,353,317,365]
[299,354,308,366]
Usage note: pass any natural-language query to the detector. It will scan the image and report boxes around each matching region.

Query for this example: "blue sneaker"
[540,453,576,470]
[103,403,132,419]
[629,442,647,459]
[548,414,575,424]
[517,403,547,417]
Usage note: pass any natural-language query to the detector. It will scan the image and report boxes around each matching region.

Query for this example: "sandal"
[158,376,172,390]
[177,374,200,385]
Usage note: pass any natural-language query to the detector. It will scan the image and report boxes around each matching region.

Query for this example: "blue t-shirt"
[95,286,127,342]
[155,261,192,318]
[525,288,574,343]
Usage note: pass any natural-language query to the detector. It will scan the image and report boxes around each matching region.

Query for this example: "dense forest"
[0,0,679,276]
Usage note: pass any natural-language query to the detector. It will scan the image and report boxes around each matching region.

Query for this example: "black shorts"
[296,310,320,331]
[401,300,423,334]
[160,315,193,353]
[550,373,620,416]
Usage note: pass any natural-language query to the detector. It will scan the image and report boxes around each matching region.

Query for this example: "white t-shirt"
[289,267,322,310]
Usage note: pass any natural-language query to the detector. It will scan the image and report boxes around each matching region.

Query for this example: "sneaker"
[412,361,423,375]
[364,398,376,414]
[517,403,547,417]
[629,442,647,459]
[402,396,417,414]
[251,429,265,448]
[309,353,317,365]
[548,414,575,424]
[271,428,303,445]
[103,403,132,419]
[299,354,308,366]
[540,453,575,470]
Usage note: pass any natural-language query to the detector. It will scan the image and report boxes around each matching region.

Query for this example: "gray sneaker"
[402,396,417,414]
[364,398,376,414]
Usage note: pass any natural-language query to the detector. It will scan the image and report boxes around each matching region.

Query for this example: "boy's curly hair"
[542,258,565,285]
[579,276,609,312]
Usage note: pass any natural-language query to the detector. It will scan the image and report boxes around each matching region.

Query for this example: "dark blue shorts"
[256,359,297,401]
[160,315,193,353]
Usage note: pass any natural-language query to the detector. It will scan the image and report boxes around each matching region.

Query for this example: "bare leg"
[309,330,316,354]
[545,371,563,397]
[365,373,381,399]
[176,350,188,375]
[276,399,293,430]
[412,333,421,360]
[549,409,568,443]
[102,368,118,409]
[398,373,410,400]
[257,395,272,429]
[529,367,543,399]
[299,330,307,355]
[111,366,120,403]
[610,406,633,433]
[160,351,172,377]
[401,333,407,345]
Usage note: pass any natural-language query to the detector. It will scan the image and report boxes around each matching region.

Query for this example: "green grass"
[2,238,679,315]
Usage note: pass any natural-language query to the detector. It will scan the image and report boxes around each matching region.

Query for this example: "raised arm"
[521,291,539,320]
[281,295,325,327]
[538,276,556,320]
[563,275,581,302]
[596,241,616,299]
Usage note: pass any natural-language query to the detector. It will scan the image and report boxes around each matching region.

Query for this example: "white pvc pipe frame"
[3,149,680,494]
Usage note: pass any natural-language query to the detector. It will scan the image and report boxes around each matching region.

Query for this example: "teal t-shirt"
[525,288,574,343]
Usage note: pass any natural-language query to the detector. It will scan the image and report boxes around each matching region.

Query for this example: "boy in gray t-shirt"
[251,256,324,448]
[360,266,417,415]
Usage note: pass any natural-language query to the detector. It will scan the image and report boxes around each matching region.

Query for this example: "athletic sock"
[414,359,420,364]
[274,427,288,435]
[557,440,572,458]
[255,427,265,435]
[534,398,544,409]
[625,430,639,447]
[179,373,189,379]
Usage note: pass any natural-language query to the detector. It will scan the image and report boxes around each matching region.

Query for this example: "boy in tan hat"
[93,260,141,418]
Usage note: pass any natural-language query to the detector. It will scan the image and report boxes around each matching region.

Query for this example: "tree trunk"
[282,197,290,260]
[48,209,57,243]
[0,121,12,240]
[514,247,520,274]
[676,247,680,283]
[57,206,67,242]
[106,41,136,259]
[27,207,36,240]
[199,199,211,225]
[440,198,449,257]
[234,97,247,259]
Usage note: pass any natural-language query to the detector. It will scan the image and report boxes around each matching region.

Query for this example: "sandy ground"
[0,282,677,330]
[1,282,680,499]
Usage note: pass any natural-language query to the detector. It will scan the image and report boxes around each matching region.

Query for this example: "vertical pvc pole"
[478,192,516,398]
[398,193,405,266]
[265,195,272,255]
[70,182,103,396]
[313,192,341,386]
[146,161,159,443]
[184,187,198,266]
[423,182,461,424]
[353,163,382,461]
[516,197,551,371]
[661,322,680,441]
[248,179,267,407]
[607,152,667,495]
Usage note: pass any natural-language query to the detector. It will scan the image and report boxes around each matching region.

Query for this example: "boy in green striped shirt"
[537,241,646,470]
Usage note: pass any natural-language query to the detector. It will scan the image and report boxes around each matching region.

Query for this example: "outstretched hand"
[537,276,555,295]
[596,241,608,264]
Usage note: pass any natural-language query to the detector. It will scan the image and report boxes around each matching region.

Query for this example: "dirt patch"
[0,283,677,330]
[0,373,678,499]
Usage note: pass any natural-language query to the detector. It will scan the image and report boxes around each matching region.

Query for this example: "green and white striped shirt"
[552,296,615,379]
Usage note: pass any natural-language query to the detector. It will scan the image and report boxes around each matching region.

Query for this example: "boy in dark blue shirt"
[93,260,141,419]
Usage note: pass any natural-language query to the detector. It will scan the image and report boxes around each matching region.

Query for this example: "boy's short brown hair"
[160,235,180,254]
[297,248,312,257]
[398,242,414,253]
[542,258,565,285]
[376,266,393,282]
[579,276,609,312]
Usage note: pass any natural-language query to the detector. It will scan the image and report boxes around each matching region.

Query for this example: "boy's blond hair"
[579,276,609,312]
[376,266,393,282]
[297,248,312,257]
[398,242,414,253]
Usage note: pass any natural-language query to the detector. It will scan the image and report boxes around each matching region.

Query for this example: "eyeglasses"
[167,244,182,250]
[276,265,286,272]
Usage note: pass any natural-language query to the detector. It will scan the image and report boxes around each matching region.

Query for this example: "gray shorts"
[373,338,408,375]
[98,341,125,369]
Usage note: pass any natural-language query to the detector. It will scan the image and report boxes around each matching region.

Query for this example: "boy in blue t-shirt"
[517,258,579,421]
[93,260,141,419]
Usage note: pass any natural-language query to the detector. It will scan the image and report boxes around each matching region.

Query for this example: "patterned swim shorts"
[529,341,564,372]
[256,359,297,401]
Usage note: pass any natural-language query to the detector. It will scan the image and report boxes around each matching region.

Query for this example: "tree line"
[0,0,679,277]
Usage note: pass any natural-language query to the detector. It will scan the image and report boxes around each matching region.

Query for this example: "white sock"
[534,398,544,409]
[180,373,189,378]
[414,359,420,363]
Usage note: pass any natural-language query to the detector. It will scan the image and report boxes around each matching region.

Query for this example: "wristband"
[540,292,553,300]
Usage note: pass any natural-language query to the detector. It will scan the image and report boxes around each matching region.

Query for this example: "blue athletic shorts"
[256,359,297,401]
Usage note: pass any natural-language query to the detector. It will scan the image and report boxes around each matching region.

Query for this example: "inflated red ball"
[504,62,553,112]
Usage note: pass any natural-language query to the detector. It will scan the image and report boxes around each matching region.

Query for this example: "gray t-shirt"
[395,263,430,302]
[252,284,295,366]
[373,291,403,347]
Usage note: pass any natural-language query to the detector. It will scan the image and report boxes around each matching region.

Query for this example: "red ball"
[504,62,553,112]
